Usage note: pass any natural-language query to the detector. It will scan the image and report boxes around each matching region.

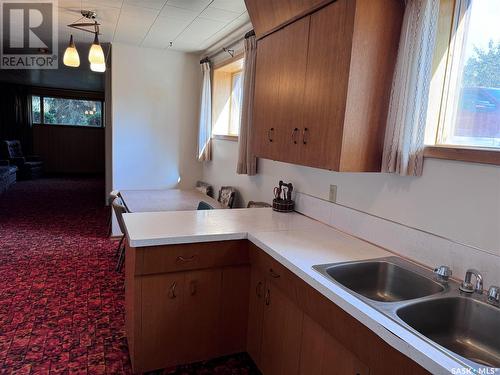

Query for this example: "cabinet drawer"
[136,240,249,275]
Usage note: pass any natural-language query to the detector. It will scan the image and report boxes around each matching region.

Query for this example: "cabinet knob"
[302,128,309,145]
[267,127,274,142]
[168,281,177,299]
[256,281,263,298]
[291,128,299,144]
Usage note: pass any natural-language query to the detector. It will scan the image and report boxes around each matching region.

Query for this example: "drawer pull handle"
[302,127,309,145]
[291,128,299,144]
[265,289,271,306]
[268,127,274,142]
[177,255,196,262]
[269,268,280,279]
[168,281,177,299]
[256,281,263,298]
[190,280,197,296]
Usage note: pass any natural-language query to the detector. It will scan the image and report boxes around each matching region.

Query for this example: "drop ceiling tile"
[198,12,250,50]
[173,17,226,48]
[142,16,191,48]
[210,0,247,13]
[159,5,199,20]
[113,5,159,45]
[166,0,211,11]
[85,0,124,9]
[123,0,167,10]
[199,7,239,22]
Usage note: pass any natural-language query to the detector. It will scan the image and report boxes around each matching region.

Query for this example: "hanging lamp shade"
[63,35,80,67]
[88,33,105,65]
[90,62,106,73]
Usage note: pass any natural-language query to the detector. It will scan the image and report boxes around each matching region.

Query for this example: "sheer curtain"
[382,0,440,176]
[236,32,258,175]
[198,61,212,161]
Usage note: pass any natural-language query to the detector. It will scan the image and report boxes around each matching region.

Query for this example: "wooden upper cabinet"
[250,0,404,172]
[253,17,310,163]
[244,0,333,38]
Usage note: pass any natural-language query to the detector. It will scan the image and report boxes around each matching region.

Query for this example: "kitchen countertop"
[123,208,471,374]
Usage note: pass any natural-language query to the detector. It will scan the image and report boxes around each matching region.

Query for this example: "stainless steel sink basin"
[314,257,444,302]
[397,297,500,368]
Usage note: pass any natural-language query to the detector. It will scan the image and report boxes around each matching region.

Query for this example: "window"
[212,58,244,138]
[32,95,104,128]
[427,0,500,151]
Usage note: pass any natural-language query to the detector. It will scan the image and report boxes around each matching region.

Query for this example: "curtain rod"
[199,29,255,64]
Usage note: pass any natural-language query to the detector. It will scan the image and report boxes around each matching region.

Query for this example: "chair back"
[3,140,23,158]
[195,181,214,198]
[218,186,237,208]
[247,201,272,208]
[112,197,128,235]
[197,201,214,210]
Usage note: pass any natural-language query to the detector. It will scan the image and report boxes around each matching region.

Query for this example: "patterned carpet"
[0,177,259,375]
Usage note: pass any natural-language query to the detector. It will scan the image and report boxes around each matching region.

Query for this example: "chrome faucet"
[434,265,452,282]
[459,269,483,294]
[487,286,500,306]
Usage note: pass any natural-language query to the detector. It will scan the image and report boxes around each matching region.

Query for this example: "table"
[120,189,224,213]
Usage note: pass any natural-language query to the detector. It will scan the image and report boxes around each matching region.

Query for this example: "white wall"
[112,43,202,190]
[202,139,500,254]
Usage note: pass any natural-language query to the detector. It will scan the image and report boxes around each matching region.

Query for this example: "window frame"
[31,88,105,129]
[424,0,500,166]
[211,53,244,141]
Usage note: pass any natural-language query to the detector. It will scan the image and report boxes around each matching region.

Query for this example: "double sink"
[313,257,500,372]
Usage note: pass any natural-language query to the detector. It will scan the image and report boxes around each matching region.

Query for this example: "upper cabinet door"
[300,0,356,170]
[245,0,331,38]
[253,17,310,163]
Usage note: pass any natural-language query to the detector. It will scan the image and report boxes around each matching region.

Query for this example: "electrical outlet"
[329,185,337,203]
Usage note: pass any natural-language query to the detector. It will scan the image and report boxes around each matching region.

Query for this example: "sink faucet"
[459,269,483,294]
[488,286,500,306]
[434,265,452,282]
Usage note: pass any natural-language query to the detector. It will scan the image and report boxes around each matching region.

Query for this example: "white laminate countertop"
[122,208,476,374]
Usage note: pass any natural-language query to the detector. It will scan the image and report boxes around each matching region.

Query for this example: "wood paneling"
[246,265,266,367]
[33,125,104,174]
[244,0,333,38]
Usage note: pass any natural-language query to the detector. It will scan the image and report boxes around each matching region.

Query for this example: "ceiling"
[58,0,251,52]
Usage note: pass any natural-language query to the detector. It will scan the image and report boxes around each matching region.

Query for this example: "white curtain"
[236,34,258,175]
[198,61,212,161]
[382,0,440,176]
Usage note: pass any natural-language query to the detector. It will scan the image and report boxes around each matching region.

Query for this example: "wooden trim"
[212,134,238,142]
[424,146,500,166]
[30,86,104,100]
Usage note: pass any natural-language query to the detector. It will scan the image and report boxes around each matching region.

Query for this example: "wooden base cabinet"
[125,241,250,373]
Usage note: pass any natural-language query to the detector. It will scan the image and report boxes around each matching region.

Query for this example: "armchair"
[0,160,17,194]
[3,140,43,179]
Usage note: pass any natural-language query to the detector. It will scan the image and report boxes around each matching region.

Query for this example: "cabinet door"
[300,0,356,170]
[260,280,304,375]
[246,266,266,367]
[299,314,369,375]
[141,273,185,371]
[218,266,251,355]
[182,269,222,363]
[253,17,309,164]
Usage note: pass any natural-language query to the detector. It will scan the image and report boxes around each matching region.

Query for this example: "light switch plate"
[329,185,337,203]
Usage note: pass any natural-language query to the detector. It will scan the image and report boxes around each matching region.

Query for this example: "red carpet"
[0,178,131,374]
[0,178,259,375]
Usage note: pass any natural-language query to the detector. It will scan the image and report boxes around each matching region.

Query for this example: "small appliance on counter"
[272,180,294,212]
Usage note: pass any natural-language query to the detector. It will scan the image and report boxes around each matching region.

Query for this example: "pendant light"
[63,35,80,67]
[88,32,105,65]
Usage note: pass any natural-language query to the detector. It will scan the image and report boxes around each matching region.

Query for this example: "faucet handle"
[434,265,452,282]
[488,286,500,306]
